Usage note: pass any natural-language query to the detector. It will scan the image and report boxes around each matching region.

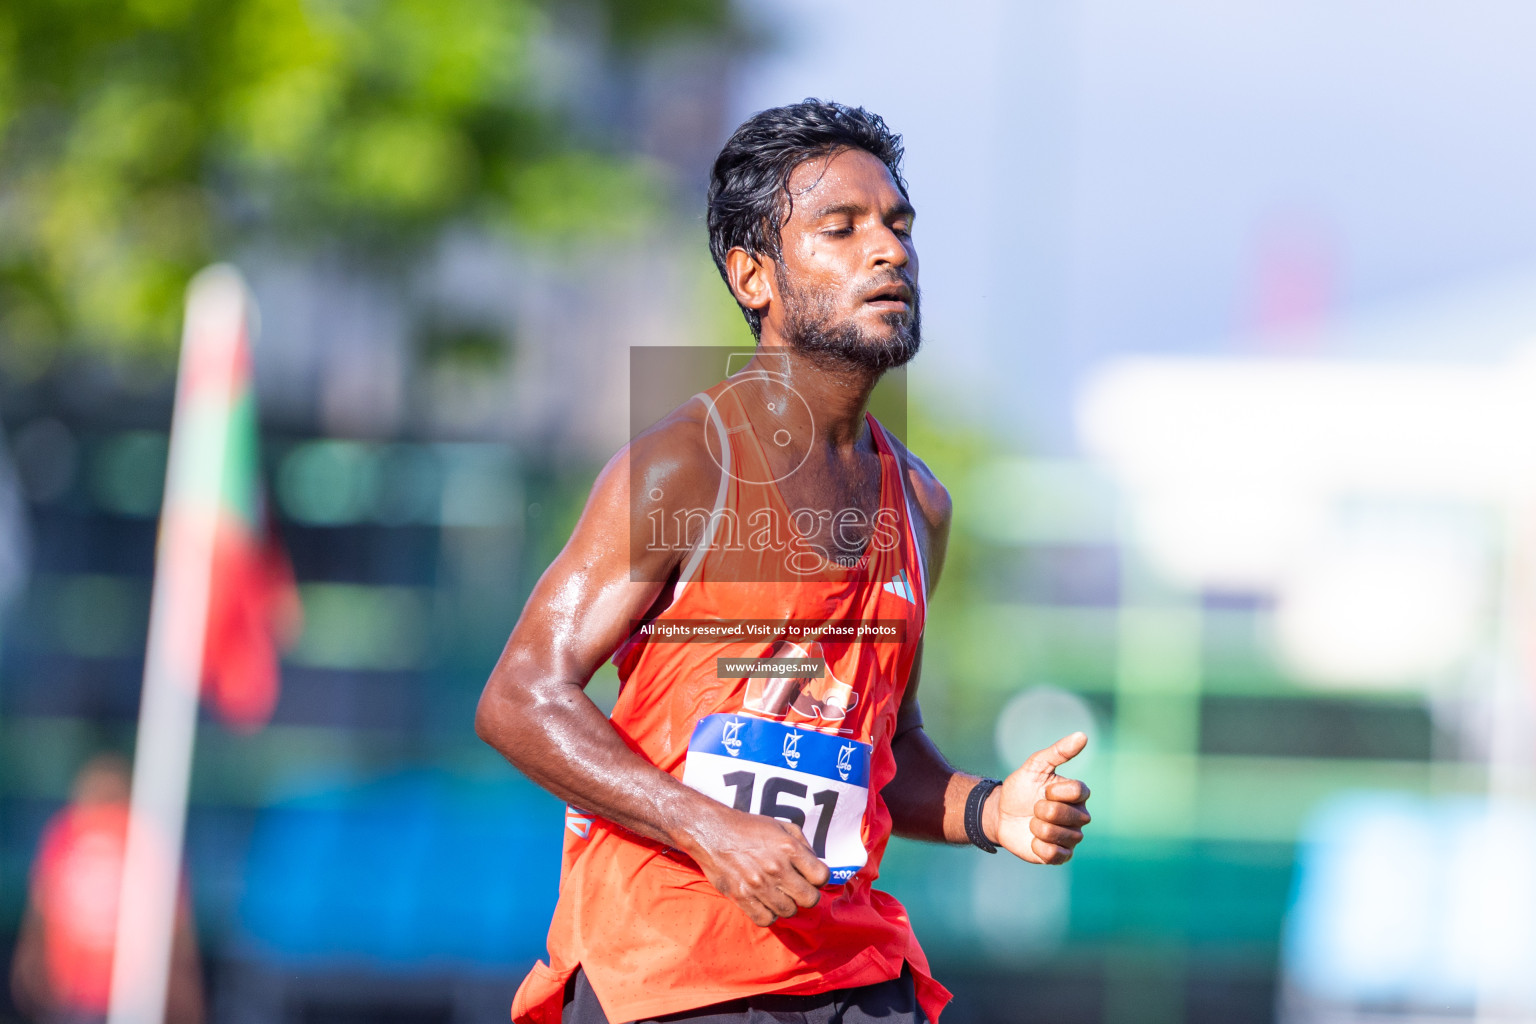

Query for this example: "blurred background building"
[8,1,1536,1022]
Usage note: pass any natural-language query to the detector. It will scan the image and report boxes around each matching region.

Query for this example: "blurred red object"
[10,756,203,1023]
[32,800,128,1013]
[201,519,300,732]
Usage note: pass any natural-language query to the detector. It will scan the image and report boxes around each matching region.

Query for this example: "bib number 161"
[722,769,838,857]
[681,713,872,884]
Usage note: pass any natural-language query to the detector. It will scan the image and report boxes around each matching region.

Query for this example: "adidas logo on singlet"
[566,807,594,839]
[883,569,915,604]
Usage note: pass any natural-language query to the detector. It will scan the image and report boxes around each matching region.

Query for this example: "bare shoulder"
[597,394,723,525]
[882,432,952,538]
[552,395,724,585]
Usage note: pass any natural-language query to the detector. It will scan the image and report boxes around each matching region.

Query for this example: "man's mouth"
[862,282,913,312]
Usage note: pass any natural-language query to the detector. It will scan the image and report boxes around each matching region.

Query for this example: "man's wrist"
[982,785,1002,846]
[665,789,726,858]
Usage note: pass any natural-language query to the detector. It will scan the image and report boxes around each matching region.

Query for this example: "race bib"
[681,713,872,884]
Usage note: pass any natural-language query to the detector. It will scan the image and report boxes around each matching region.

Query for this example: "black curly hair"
[707,99,907,339]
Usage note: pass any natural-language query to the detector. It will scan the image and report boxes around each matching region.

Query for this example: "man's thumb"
[1026,731,1088,771]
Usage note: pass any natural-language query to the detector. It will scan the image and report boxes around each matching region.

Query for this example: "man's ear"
[725,247,773,316]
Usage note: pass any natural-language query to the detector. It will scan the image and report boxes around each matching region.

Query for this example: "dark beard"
[777,270,922,371]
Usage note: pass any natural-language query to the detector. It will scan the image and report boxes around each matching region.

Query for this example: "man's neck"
[743,341,883,450]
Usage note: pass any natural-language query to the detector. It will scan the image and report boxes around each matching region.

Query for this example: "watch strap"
[964,777,1001,853]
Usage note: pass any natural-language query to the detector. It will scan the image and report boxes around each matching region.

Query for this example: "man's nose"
[868,224,910,269]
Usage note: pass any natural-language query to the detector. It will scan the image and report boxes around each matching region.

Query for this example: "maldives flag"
[167,267,300,732]
[201,357,299,731]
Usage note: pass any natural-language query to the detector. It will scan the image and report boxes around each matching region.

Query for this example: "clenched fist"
[680,802,832,926]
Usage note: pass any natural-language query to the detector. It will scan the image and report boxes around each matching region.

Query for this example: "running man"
[476,99,1091,1024]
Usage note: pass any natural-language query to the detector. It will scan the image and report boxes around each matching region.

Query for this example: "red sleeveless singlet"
[510,375,952,1024]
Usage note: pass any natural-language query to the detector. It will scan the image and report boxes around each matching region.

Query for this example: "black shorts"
[560,964,928,1024]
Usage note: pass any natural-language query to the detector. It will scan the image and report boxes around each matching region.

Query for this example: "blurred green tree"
[0,0,730,362]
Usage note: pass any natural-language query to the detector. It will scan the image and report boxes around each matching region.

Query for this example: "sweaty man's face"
[770,148,920,370]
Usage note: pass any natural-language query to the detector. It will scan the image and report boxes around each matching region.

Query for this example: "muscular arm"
[883,449,1091,863]
[475,413,829,925]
